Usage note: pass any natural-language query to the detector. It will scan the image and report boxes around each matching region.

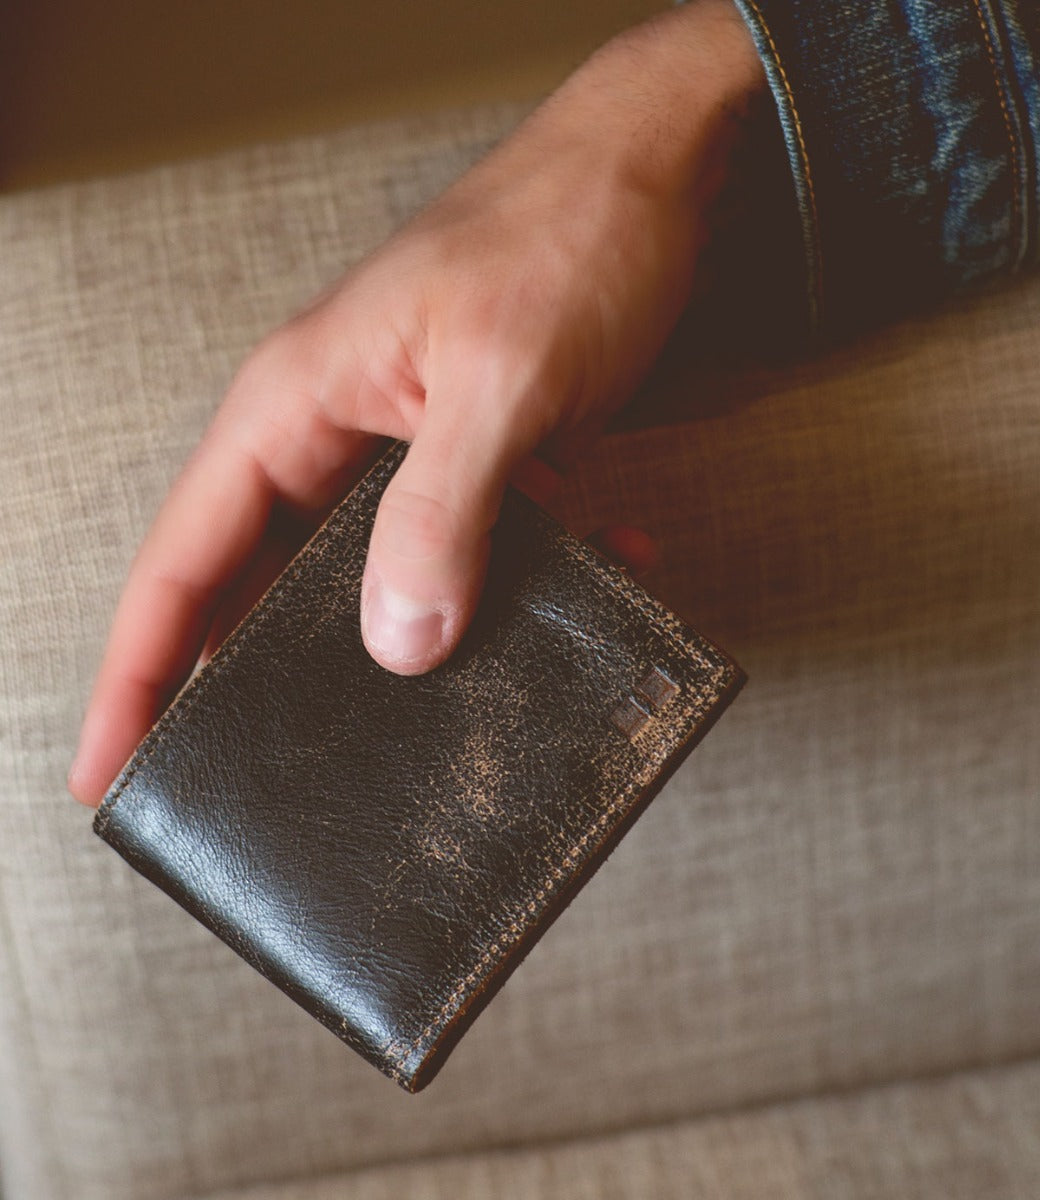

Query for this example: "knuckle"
[374,487,461,562]
[442,325,529,402]
[226,322,317,405]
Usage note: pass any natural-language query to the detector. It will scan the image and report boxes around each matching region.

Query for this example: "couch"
[2,98,1038,1199]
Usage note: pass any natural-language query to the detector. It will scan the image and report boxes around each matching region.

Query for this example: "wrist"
[545,0,766,210]
[430,2,764,236]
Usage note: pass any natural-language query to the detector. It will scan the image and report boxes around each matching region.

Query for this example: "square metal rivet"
[634,667,679,711]
[610,696,651,740]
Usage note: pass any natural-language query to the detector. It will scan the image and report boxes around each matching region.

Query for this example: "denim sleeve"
[716,0,1040,336]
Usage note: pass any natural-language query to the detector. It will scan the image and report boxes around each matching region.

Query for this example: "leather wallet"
[94,439,746,1092]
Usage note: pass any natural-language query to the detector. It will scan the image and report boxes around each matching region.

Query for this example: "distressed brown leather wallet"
[94,439,746,1092]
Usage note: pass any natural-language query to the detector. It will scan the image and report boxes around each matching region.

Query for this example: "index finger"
[67,418,276,808]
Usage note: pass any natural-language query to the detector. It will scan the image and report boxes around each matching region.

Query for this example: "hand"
[68,0,763,807]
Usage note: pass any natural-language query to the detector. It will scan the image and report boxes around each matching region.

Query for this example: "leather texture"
[93,439,746,1092]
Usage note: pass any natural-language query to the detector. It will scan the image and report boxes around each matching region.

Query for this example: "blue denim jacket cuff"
[715,0,1040,337]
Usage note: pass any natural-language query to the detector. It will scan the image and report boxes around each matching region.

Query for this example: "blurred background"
[0,0,663,192]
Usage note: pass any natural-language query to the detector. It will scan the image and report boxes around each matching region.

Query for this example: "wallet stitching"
[94,447,404,835]
[387,659,728,1076]
[381,516,734,1076]
[553,529,721,670]
[95,438,737,1086]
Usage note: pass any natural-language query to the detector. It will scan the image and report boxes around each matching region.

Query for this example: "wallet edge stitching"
[92,439,743,1088]
[385,657,734,1080]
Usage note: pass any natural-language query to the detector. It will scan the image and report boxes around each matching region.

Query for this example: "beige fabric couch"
[2,100,1039,1199]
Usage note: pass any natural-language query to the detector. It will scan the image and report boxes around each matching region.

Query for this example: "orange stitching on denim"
[741,0,823,321]
[970,0,1022,262]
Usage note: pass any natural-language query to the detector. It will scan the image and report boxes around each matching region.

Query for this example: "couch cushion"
[1,101,1038,1199]
[203,1058,1040,1199]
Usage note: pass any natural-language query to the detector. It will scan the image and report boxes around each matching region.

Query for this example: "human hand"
[68,0,763,807]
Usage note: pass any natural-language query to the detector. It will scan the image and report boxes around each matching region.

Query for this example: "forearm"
[529,0,766,209]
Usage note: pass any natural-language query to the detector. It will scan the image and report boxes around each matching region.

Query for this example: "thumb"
[360,417,515,674]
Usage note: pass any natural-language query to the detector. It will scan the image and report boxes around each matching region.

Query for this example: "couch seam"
[183,1051,1040,1200]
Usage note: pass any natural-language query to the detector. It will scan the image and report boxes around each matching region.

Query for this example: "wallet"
[94,439,746,1092]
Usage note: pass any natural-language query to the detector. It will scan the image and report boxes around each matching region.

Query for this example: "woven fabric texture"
[205,1060,1040,1200]
[1,101,1038,1199]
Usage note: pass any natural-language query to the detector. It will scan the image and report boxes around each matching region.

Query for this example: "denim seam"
[989,0,1037,266]
[732,0,823,332]
[969,0,1026,267]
